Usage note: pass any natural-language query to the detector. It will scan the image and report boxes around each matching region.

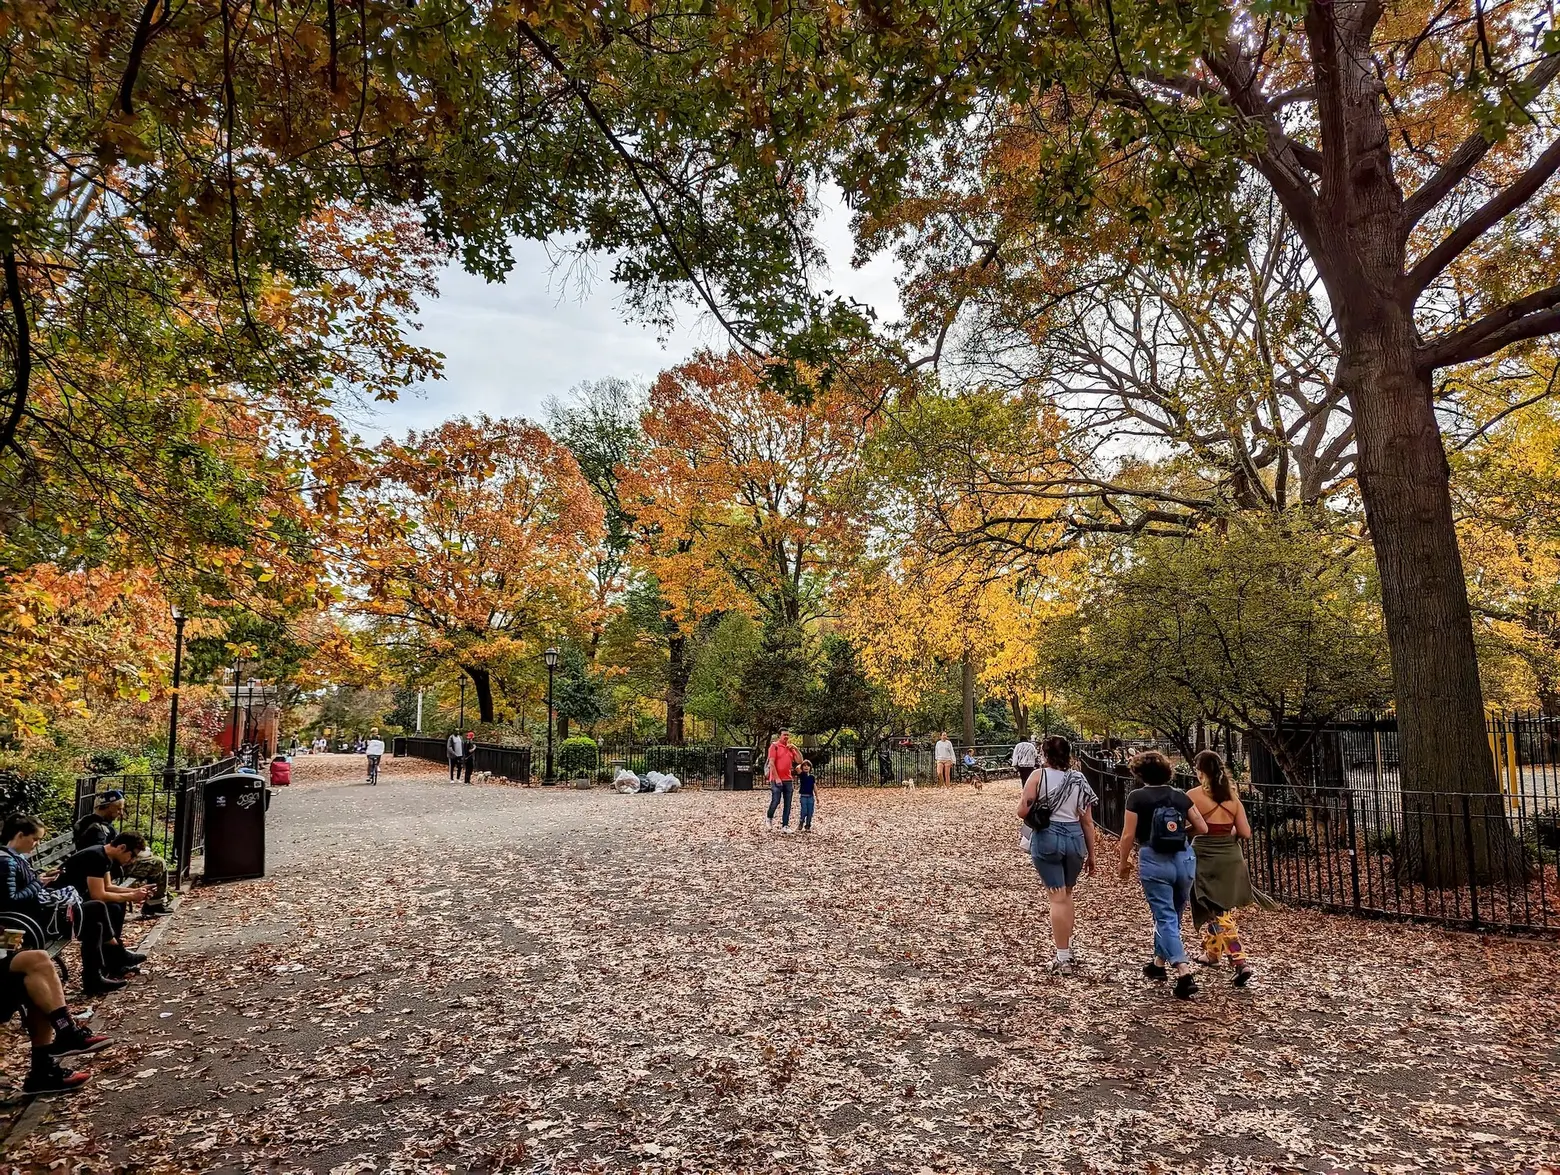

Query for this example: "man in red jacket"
[765,731,801,833]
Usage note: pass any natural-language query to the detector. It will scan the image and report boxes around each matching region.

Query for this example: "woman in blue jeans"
[1117,751,1209,999]
[1018,736,1099,974]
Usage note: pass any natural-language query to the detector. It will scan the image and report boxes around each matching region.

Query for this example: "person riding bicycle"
[365,729,385,785]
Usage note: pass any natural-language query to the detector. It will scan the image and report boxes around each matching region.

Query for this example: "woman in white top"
[1016,735,1099,974]
[934,732,955,785]
[1010,736,1039,786]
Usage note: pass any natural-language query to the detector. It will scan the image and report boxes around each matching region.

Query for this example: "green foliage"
[1050,511,1392,737]
[736,622,817,736]
[557,736,600,775]
[686,613,760,734]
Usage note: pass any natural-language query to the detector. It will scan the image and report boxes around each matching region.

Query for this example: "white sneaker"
[1048,957,1076,976]
[781,825,793,835]
[766,816,775,830]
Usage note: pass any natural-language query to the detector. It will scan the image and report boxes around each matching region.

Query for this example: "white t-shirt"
[366,739,385,757]
[1011,740,1038,769]
[1030,766,1098,823]
[934,739,955,763]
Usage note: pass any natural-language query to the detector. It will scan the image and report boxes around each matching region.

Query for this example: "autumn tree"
[621,351,869,740]
[350,416,604,724]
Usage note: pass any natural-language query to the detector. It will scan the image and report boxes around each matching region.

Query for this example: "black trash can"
[723,747,755,791]
[202,773,267,883]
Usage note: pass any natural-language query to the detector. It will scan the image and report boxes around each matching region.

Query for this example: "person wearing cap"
[72,792,171,919]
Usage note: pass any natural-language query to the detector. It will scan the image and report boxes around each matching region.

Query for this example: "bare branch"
[1401,52,1560,229]
[1419,282,1560,368]
[1405,136,1560,294]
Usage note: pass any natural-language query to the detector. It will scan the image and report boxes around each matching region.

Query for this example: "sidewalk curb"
[0,902,186,1151]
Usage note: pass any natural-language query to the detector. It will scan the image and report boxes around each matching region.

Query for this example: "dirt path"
[5,755,1559,1172]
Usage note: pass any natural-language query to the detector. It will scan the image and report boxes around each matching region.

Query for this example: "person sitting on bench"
[73,791,172,919]
[54,834,153,995]
[1,947,110,1096]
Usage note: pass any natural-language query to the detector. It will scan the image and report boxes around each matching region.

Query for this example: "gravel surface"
[3,753,1558,1173]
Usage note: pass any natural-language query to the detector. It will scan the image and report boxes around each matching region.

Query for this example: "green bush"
[557,736,599,775]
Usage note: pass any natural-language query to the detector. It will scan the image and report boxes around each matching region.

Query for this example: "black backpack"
[1149,799,1189,854]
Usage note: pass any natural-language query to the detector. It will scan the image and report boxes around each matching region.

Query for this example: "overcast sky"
[361,194,902,442]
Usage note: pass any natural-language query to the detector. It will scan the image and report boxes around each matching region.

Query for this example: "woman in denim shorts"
[1018,736,1099,974]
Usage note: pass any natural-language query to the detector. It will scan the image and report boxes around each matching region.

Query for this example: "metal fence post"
[1462,793,1480,929]
[1346,793,1361,913]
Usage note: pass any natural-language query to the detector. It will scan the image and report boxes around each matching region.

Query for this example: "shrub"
[557,736,599,775]
[1364,827,1399,856]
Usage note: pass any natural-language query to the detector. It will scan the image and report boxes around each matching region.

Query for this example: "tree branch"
[1401,52,1560,229]
[0,241,32,455]
[1419,282,1560,368]
[1405,135,1560,294]
[515,20,765,362]
[118,0,163,115]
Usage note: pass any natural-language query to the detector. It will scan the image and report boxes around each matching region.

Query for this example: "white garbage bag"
[614,768,640,793]
[646,771,682,793]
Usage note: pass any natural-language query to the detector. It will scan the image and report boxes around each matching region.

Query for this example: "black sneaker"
[138,904,171,920]
[1173,972,1199,1000]
[83,975,128,996]
[1142,961,1168,980]
[1233,965,1255,988]
[116,950,148,967]
[22,1058,90,1096]
[47,1028,111,1059]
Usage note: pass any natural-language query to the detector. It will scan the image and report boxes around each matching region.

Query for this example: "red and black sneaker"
[22,1057,90,1096]
[48,1027,112,1059]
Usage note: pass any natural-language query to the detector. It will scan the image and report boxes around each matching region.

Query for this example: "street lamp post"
[164,605,186,779]
[543,647,559,783]
[458,676,467,732]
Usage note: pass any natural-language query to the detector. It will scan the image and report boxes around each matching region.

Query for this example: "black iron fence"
[395,736,532,783]
[1078,750,1558,935]
[396,735,1027,788]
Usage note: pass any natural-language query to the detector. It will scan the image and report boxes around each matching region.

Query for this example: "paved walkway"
[4,754,1559,1172]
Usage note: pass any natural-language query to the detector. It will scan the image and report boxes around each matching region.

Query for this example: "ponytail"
[1193,749,1234,803]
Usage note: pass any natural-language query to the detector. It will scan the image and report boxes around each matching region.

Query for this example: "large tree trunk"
[1345,328,1523,883]
[462,664,495,725]
[666,633,688,745]
[961,653,976,749]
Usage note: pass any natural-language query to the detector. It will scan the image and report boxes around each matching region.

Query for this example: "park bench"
[0,831,77,980]
[962,756,1017,784]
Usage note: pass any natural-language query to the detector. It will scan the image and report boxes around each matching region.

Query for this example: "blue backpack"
[1149,801,1188,854]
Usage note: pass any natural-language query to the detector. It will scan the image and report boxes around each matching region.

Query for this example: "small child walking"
[797,761,818,831]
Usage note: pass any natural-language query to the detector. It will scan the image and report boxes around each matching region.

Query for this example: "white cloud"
[362,189,903,440]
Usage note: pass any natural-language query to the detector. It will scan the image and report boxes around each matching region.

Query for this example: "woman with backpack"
[1017,736,1099,974]
[1187,749,1257,986]
[1117,751,1208,999]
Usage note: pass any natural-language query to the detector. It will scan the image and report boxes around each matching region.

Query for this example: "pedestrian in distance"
[1118,751,1209,999]
[447,730,464,780]
[934,731,955,785]
[1010,734,1039,788]
[765,731,800,833]
[1017,736,1099,974]
[1187,749,1258,987]
[797,760,818,831]
[365,729,385,784]
[462,731,476,783]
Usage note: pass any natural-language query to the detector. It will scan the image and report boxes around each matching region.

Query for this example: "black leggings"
[77,900,125,976]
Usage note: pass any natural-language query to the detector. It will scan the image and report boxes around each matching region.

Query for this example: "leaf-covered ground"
[5,754,1559,1173]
